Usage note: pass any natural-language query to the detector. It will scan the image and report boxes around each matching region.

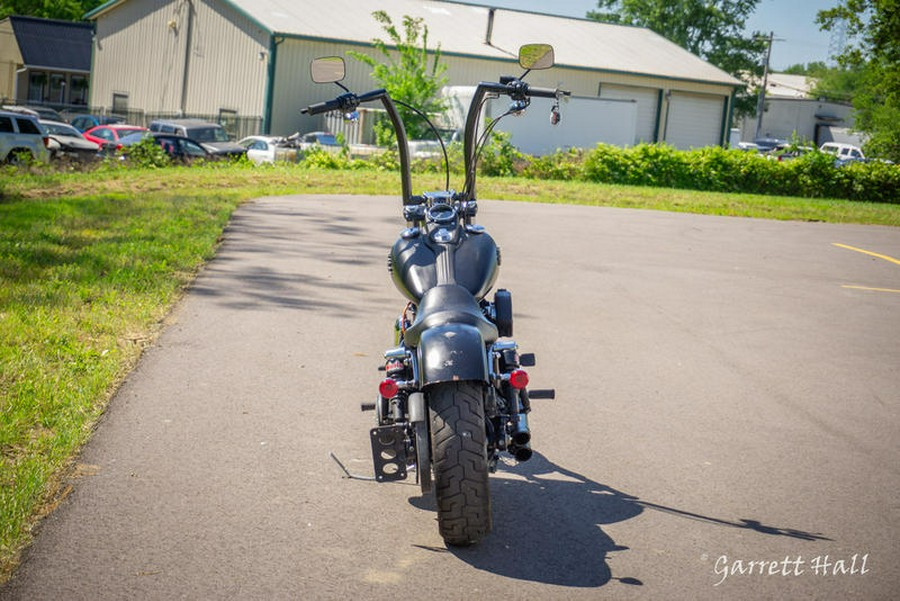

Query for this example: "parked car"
[2,104,63,122]
[767,143,815,162]
[820,142,865,166]
[117,131,214,163]
[752,137,787,153]
[0,109,49,164]
[83,124,148,151]
[408,139,443,159]
[148,119,246,158]
[237,135,300,164]
[40,119,101,160]
[297,131,342,153]
[68,113,125,132]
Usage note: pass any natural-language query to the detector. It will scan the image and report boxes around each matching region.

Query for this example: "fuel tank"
[390,226,499,302]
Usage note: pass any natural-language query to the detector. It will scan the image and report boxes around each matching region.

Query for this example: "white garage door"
[666,92,726,149]
[601,84,660,144]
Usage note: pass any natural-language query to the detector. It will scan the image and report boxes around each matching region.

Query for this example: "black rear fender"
[417,323,489,386]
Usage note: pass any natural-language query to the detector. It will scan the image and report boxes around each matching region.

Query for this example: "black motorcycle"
[305,44,566,546]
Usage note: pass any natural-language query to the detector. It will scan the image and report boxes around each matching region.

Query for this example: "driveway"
[2,195,898,600]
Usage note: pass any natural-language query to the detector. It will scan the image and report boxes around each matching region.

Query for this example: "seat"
[403,285,498,347]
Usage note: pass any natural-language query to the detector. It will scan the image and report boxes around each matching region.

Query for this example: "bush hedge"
[411,140,898,204]
[572,143,897,204]
[11,139,897,204]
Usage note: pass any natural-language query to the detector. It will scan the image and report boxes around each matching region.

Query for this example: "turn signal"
[378,378,400,398]
[509,369,529,390]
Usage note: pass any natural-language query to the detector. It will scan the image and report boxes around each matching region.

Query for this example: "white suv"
[0,110,50,164]
[819,142,865,160]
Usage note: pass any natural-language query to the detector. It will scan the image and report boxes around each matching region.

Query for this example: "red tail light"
[509,369,529,390]
[42,136,50,149]
[378,378,400,398]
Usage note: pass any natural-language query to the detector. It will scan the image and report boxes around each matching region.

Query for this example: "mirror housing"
[310,56,346,84]
[518,44,554,71]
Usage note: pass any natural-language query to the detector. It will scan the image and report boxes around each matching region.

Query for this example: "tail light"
[509,369,529,390]
[42,136,50,149]
[378,378,400,399]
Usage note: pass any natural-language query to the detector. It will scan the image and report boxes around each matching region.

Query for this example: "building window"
[70,76,88,105]
[218,108,238,139]
[49,74,66,104]
[112,93,129,115]
[27,72,47,102]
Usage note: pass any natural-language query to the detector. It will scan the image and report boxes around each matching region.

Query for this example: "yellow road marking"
[832,243,900,266]
[842,285,900,294]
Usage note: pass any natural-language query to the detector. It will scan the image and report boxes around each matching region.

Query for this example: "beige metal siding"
[91,0,268,119]
[182,0,269,116]
[0,20,23,101]
[92,0,190,113]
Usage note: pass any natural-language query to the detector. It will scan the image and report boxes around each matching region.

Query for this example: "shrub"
[579,142,898,203]
[122,136,171,169]
[522,148,585,180]
[477,130,521,177]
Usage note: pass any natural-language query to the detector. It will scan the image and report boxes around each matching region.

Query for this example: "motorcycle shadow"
[411,451,642,587]
[408,451,830,587]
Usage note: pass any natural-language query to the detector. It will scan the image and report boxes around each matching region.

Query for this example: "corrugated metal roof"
[228,0,741,87]
[8,16,92,72]
[89,0,742,87]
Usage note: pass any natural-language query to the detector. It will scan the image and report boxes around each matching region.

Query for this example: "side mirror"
[518,44,554,71]
[310,56,346,84]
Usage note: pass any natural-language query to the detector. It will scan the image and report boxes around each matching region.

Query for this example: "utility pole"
[754,31,774,141]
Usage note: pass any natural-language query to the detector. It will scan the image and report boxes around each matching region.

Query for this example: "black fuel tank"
[390,228,499,302]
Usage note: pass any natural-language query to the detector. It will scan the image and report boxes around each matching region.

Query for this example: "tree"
[781,61,829,76]
[0,0,104,20]
[348,11,448,145]
[818,0,900,161]
[587,0,767,117]
[780,62,865,104]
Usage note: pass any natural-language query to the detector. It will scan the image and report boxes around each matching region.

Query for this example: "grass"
[1,161,898,581]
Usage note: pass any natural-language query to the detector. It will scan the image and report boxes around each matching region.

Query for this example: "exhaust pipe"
[510,413,531,446]
[508,413,532,461]
[509,441,533,462]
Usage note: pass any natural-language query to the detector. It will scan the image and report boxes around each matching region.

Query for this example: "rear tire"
[429,381,491,546]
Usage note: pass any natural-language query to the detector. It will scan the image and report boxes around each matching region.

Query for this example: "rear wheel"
[429,381,491,546]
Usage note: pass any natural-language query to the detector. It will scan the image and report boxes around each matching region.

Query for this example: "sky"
[455,0,841,71]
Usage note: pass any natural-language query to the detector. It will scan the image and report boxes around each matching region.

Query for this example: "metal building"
[86,0,743,149]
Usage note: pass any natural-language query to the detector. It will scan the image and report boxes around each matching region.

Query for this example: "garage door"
[601,84,660,144]
[666,92,726,149]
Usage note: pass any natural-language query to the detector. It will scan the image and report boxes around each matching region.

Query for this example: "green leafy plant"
[120,136,171,169]
[478,130,522,177]
[348,11,448,145]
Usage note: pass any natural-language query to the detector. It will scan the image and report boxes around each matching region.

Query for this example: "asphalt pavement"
[2,194,899,600]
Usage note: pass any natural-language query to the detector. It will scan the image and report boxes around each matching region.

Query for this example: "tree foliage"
[0,0,104,20]
[587,0,766,117]
[818,0,900,161]
[348,11,448,145]
[781,61,866,104]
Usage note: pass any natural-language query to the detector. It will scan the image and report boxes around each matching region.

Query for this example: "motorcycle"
[304,44,566,546]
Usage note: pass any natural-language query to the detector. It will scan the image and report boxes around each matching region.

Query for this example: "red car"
[82,124,147,151]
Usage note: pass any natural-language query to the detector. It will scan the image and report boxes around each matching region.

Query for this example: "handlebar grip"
[302,99,341,115]
[527,86,562,99]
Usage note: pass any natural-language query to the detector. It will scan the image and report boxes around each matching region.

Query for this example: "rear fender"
[417,323,489,386]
